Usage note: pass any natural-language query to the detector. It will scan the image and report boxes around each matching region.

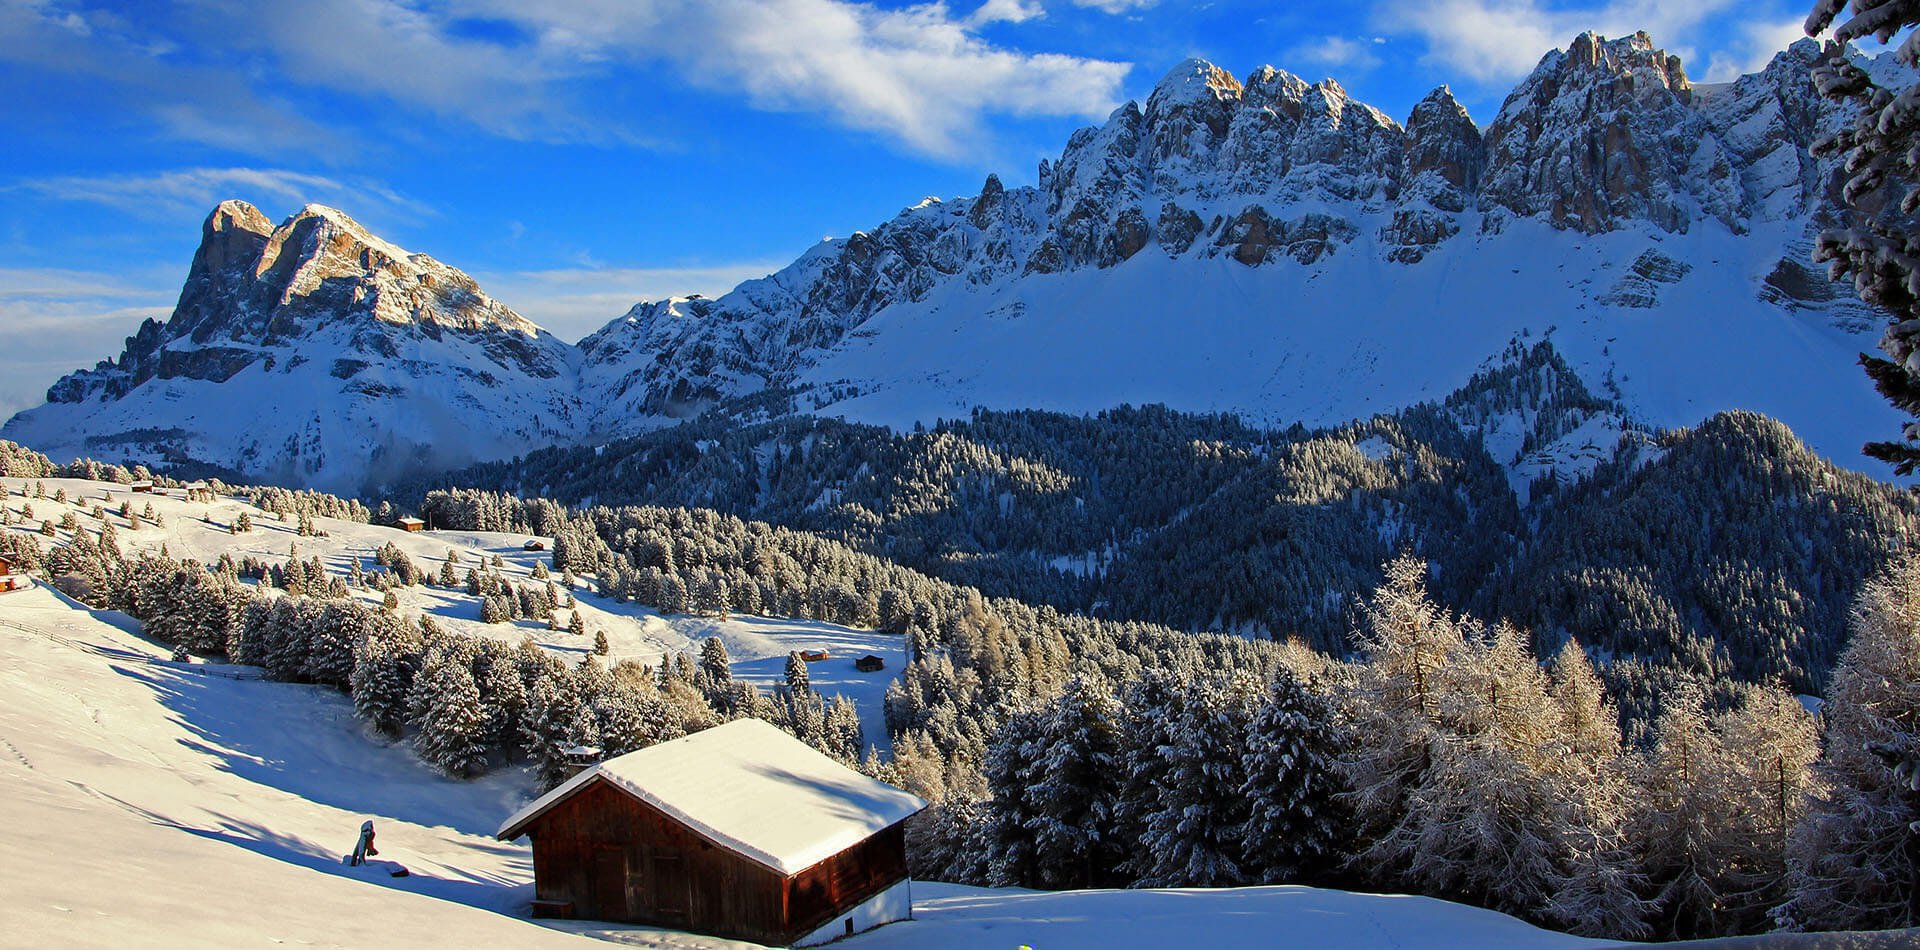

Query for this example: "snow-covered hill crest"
[2,32,1911,490]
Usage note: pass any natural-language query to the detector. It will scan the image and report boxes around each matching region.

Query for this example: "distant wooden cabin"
[396,517,426,533]
[128,480,155,494]
[855,655,885,673]
[799,649,830,663]
[523,539,547,551]
[0,555,24,593]
[497,718,926,946]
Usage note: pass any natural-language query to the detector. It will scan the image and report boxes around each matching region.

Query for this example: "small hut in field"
[396,517,425,533]
[496,718,926,946]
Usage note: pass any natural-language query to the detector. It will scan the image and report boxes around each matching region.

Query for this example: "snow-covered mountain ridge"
[3,32,1909,491]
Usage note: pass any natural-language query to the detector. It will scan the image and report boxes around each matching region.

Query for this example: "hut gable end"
[497,719,927,945]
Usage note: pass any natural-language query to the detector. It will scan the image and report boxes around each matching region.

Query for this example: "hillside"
[3,33,1910,492]
[0,481,1603,949]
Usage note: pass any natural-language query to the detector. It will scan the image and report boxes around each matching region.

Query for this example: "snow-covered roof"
[496,719,926,875]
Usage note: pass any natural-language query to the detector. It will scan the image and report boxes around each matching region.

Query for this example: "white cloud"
[0,1,342,156]
[1068,0,1157,12]
[1291,35,1385,74]
[474,261,789,341]
[1374,0,1746,84]
[12,168,429,224]
[218,0,1133,159]
[1702,17,1810,82]
[970,0,1045,26]
[0,267,178,420]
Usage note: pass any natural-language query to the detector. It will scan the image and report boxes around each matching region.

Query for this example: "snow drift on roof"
[496,718,926,875]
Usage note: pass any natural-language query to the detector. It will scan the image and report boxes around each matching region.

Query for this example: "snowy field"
[2,477,1606,947]
[3,477,903,750]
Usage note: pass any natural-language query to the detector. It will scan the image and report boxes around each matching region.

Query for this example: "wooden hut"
[497,718,926,946]
[128,480,155,494]
[0,555,25,593]
[799,649,830,662]
[855,655,885,672]
[396,517,426,533]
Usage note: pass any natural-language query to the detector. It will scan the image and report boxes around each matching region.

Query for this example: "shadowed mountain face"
[3,33,1907,492]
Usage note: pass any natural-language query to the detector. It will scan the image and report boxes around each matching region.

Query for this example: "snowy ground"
[2,477,1609,947]
[3,477,903,750]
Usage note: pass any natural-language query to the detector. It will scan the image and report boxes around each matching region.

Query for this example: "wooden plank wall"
[785,822,910,937]
[525,778,789,944]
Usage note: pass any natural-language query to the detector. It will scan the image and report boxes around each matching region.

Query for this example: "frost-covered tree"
[1780,553,1920,930]
[823,694,865,761]
[785,651,811,694]
[413,655,490,777]
[1019,673,1127,889]
[699,637,732,691]
[1804,0,1920,470]
[353,625,416,739]
[1239,668,1348,884]
[1132,671,1262,886]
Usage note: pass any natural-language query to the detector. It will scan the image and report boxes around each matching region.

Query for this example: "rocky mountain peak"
[1479,30,1740,234]
[1146,59,1243,115]
[1402,85,1484,207]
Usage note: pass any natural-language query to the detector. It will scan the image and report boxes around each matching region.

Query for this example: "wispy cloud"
[475,261,789,341]
[1290,35,1387,75]
[1068,0,1158,13]
[74,0,1130,160]
[11,167,430,223]
[0,0,343,157]
[1374,0,1746,85]
[0,266,179,420]
[1701,17,1810,82]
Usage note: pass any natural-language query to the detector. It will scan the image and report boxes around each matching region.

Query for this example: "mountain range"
[3,31,1907,492]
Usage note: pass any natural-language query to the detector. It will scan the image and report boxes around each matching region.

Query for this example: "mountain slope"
[3,202,584,491]
[3,32,1908,491]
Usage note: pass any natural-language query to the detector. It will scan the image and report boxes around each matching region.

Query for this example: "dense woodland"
[403,343,1916,703]
[4,347,1918,941]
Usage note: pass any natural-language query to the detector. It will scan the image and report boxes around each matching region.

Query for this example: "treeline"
[891,555,1920,940]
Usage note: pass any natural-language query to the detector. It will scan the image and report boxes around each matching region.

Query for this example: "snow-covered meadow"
[1,476,1605,947]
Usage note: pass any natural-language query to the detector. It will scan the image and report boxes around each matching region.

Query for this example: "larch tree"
[1780,553,1920,930]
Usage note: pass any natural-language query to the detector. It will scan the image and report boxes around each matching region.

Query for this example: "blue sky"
[0,0,1825,418]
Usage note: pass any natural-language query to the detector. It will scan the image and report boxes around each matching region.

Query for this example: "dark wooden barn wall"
[526,778,789,944]
[786,823,909,937]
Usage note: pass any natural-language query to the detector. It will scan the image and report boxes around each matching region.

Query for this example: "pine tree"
[1134,672,1262,886]
[413,656,490,777]
[699,637,732,690]
[1802,0,1920,470]
[1240,668,1348,884]
[824,694,864,761]
[353,629,415,739]
[785,651,811,694]
[1780,553,1920,931]
[1021,673,1127,889]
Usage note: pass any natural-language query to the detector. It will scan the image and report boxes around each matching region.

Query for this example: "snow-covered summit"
[2,200,584,490]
